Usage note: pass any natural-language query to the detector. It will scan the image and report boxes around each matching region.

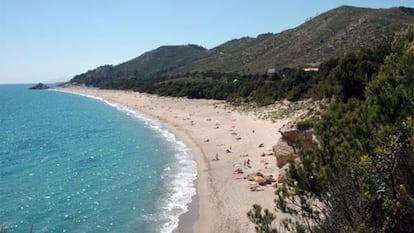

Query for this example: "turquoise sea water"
[0,85,196,233]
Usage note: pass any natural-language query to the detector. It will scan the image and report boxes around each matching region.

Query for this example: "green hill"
[71,44,207,85]
[188,6,414,73]
[70,5,414,85]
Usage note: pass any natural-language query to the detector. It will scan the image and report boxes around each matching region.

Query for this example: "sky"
[1,0,414,84]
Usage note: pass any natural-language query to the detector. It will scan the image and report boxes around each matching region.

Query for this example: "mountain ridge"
[70,5,414,85]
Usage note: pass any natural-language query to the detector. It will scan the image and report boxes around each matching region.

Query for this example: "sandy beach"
[59,86,296,233]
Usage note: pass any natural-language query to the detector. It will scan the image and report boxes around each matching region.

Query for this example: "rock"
[29,83,50,90]
[279,122,318,150]
[273,119,319,184]
[277,166,290,185]
[273,138,296,168]
[279,122,318,149]
[279,121,301,142]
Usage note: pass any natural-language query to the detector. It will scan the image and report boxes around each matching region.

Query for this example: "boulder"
[279,121,301,143]
[279,122,318,150]
[272,119,319,185]
[273,138,296,168]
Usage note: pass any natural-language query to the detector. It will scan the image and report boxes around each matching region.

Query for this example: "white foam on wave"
[66,91,198,233]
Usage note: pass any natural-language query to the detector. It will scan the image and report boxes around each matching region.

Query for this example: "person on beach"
[215,153,219,161]
[247,159,251,168]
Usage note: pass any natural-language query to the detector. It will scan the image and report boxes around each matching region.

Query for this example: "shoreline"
[174,181,200,233]
[58,86,293,233]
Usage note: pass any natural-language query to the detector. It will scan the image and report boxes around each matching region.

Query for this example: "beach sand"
[59,86,295,233]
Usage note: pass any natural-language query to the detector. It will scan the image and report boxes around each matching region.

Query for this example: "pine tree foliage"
[247,204,278,233]
[248,32,414,233]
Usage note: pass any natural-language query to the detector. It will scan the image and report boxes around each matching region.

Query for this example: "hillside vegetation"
[248,31,414,233]
[196,5,414,73]
[75,40,391,108]
[70,6,414,85]
[71,45,207,86]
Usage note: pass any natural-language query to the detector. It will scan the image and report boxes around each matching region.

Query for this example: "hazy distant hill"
[70,5,414,85]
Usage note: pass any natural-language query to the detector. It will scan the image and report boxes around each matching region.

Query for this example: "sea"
[0,84,197,233]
